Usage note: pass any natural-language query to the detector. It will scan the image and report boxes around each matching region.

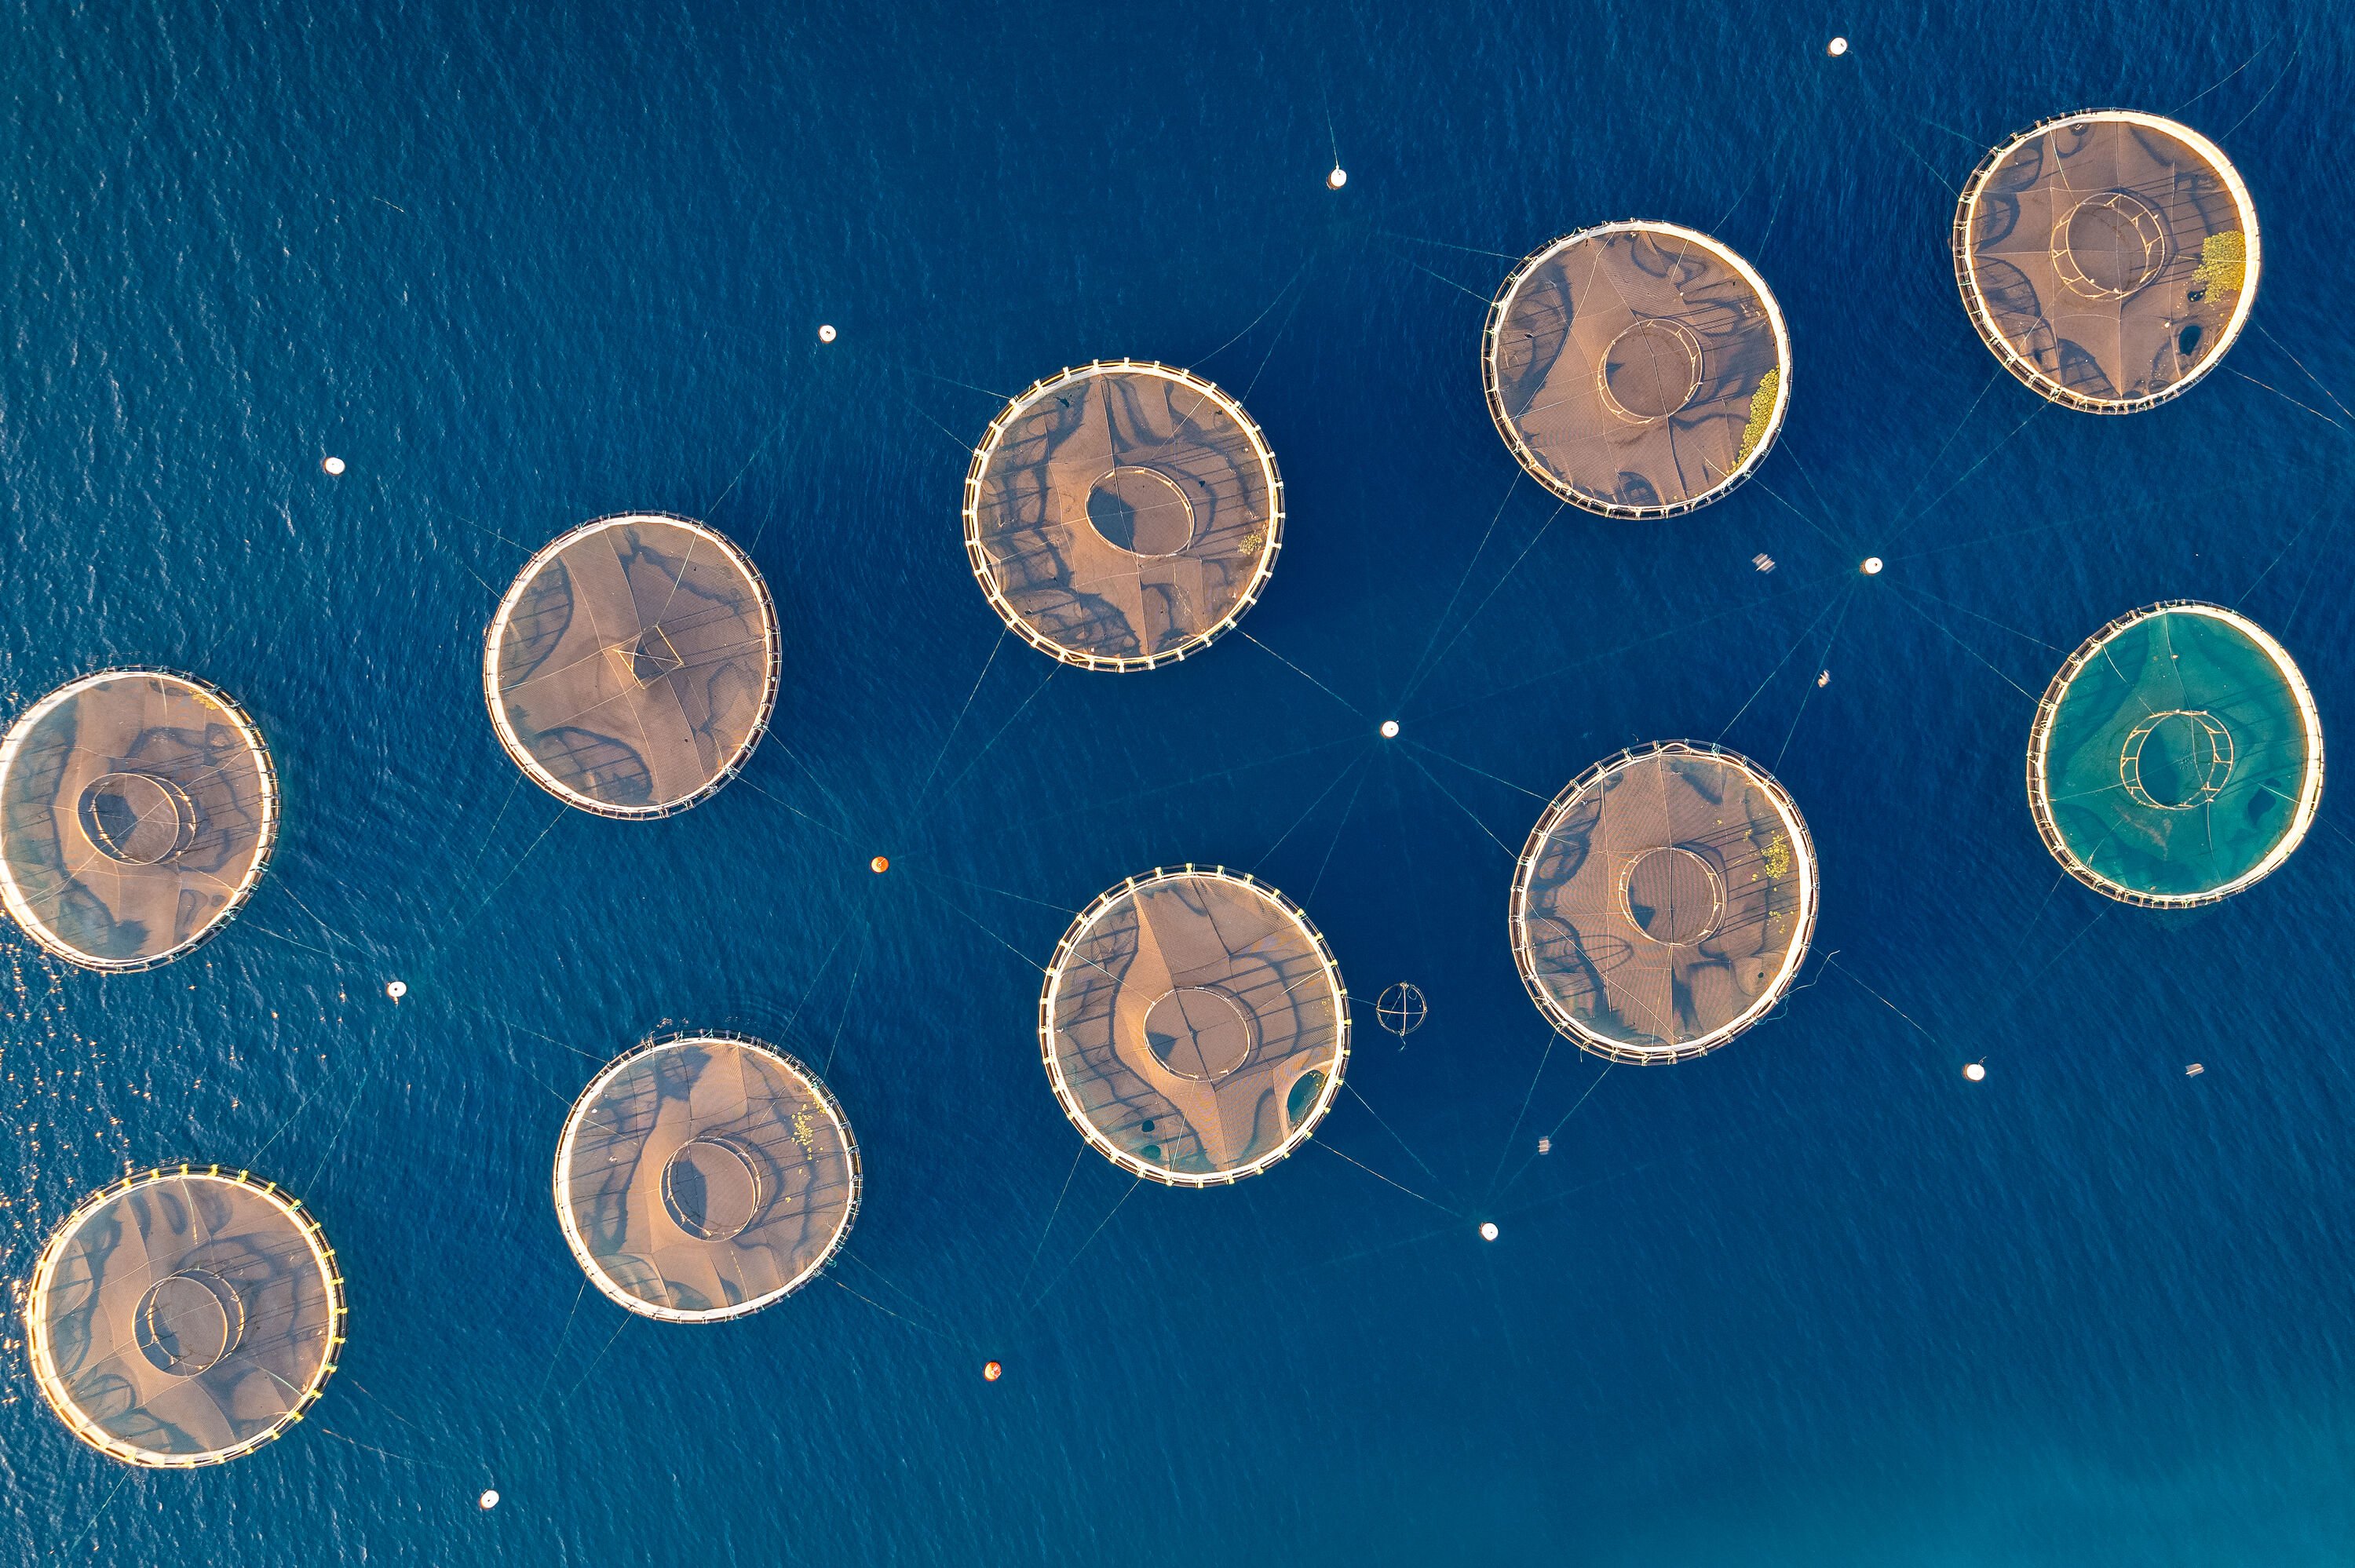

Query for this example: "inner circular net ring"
[1597,319,1706,422]
[1086,466,1199,557]
[78,771,199,866]
[660,1136,769,1242]
[2119,709,2235,810]
[135,1270,246,1376]
[2051,191,2173,299]
[1618,845,1726,946]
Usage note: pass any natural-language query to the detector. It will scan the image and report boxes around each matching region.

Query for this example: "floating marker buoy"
[1752,552,1776,573]
[817,324,838,343]
[870,855,889,874]
[1862,556,1884,574]
[1375,982,1426,1037]
[1536,1136,1551,1154]
[478,1490,499,1511]
[1379,720,1400,738]
[2186,1063,2204,1077]
[322,456,346,476]
[1327,167,1347,190]
[385,980,407,1001]
[983,1360,1002,1381]
[1816,670,1831,687]
[1827,37,1849,56]
[1479,1221,1499,1242]
[1964,1062,1986,1081]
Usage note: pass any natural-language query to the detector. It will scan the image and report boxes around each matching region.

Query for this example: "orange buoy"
[871,855,889,873]
[982,1360,1002,1381]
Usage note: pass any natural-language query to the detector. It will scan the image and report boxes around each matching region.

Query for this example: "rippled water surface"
[4,2,2353,1563]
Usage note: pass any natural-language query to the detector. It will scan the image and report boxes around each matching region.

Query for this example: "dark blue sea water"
[5,1,2353,1562]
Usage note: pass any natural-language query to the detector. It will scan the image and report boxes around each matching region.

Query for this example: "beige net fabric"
[963,361,1283,670]
[1484,223,1790,517]
[1954,111,2259,411]
[484,513,779,818]
[1511,743,1817,1063]
[555,1033,859,1322]
[1040,866,1347,1186]
[0,670,276,972]
[27,1168,343,1468]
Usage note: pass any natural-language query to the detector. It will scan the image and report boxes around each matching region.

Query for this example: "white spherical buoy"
[1816,669,1831,688]
[478,1490,500,1511]
[1862,556,1884,574]
[1478,1221,1499,1242]
[1964,1062,1986,1082]
[1379,720,1400,738]
[322,456,346,476]
[1827,36,1849,57]
[817,324,838,344]
[385,980,407,1002]
[1327,166,1347,190]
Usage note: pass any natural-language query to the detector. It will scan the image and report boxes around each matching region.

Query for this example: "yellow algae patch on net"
[2192,232,2247,297]
[1736,368,1782,466]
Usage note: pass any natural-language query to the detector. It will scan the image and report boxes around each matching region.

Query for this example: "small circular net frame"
[1511,742,1818,1064]
[963,360,1284,671]
[1039,865,1349,1187]
[2028,601,2321,907]
[0,669,278,972]
[1483,221,1791,518]
[26,1165,344,1468]
[554,1031,860,1323]
[1953,110,2259,413]
[484,512,780,819]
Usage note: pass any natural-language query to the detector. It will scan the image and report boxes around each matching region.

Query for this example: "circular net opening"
[964,361,1283,671]
[1041,866,1349,1184]
[0,670,277,972]
[78,772,199,866]
[484,513,780,819]
[1954,111,2258,411]
[2028,603,2320,905]
[134,1270,246,1376]
[1086,466,1197,557]
[1511,742,1817,1063]
[555,1033,860,1322]
[27,1169,343,1468]
[1484,222,1789,517]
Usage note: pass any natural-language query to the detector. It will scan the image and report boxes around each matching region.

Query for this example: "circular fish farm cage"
[1510,742,1817,1063]
[2028,602,2320,906]
[26,1165,344,1468]
[484,512,780,819]
[1953,111,2259,412]
[1483,222,1791,518]
[554,1031,860,1322]
[963,360,1283,671]
[1039,865,1348,1186]
[0,669,277,972]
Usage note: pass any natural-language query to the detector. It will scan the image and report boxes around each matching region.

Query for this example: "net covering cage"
[26,1166,344,1468]
[1039,866,1349,1186]
[963,361,1283,671]
[554,1032,860,1322]
[484,513,780,819]
[2028,602,2320,906]
[0,669,278,972]
[1953,111,2259,413]
[1511,742,1818,1063]
[1483,222,1791,518]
